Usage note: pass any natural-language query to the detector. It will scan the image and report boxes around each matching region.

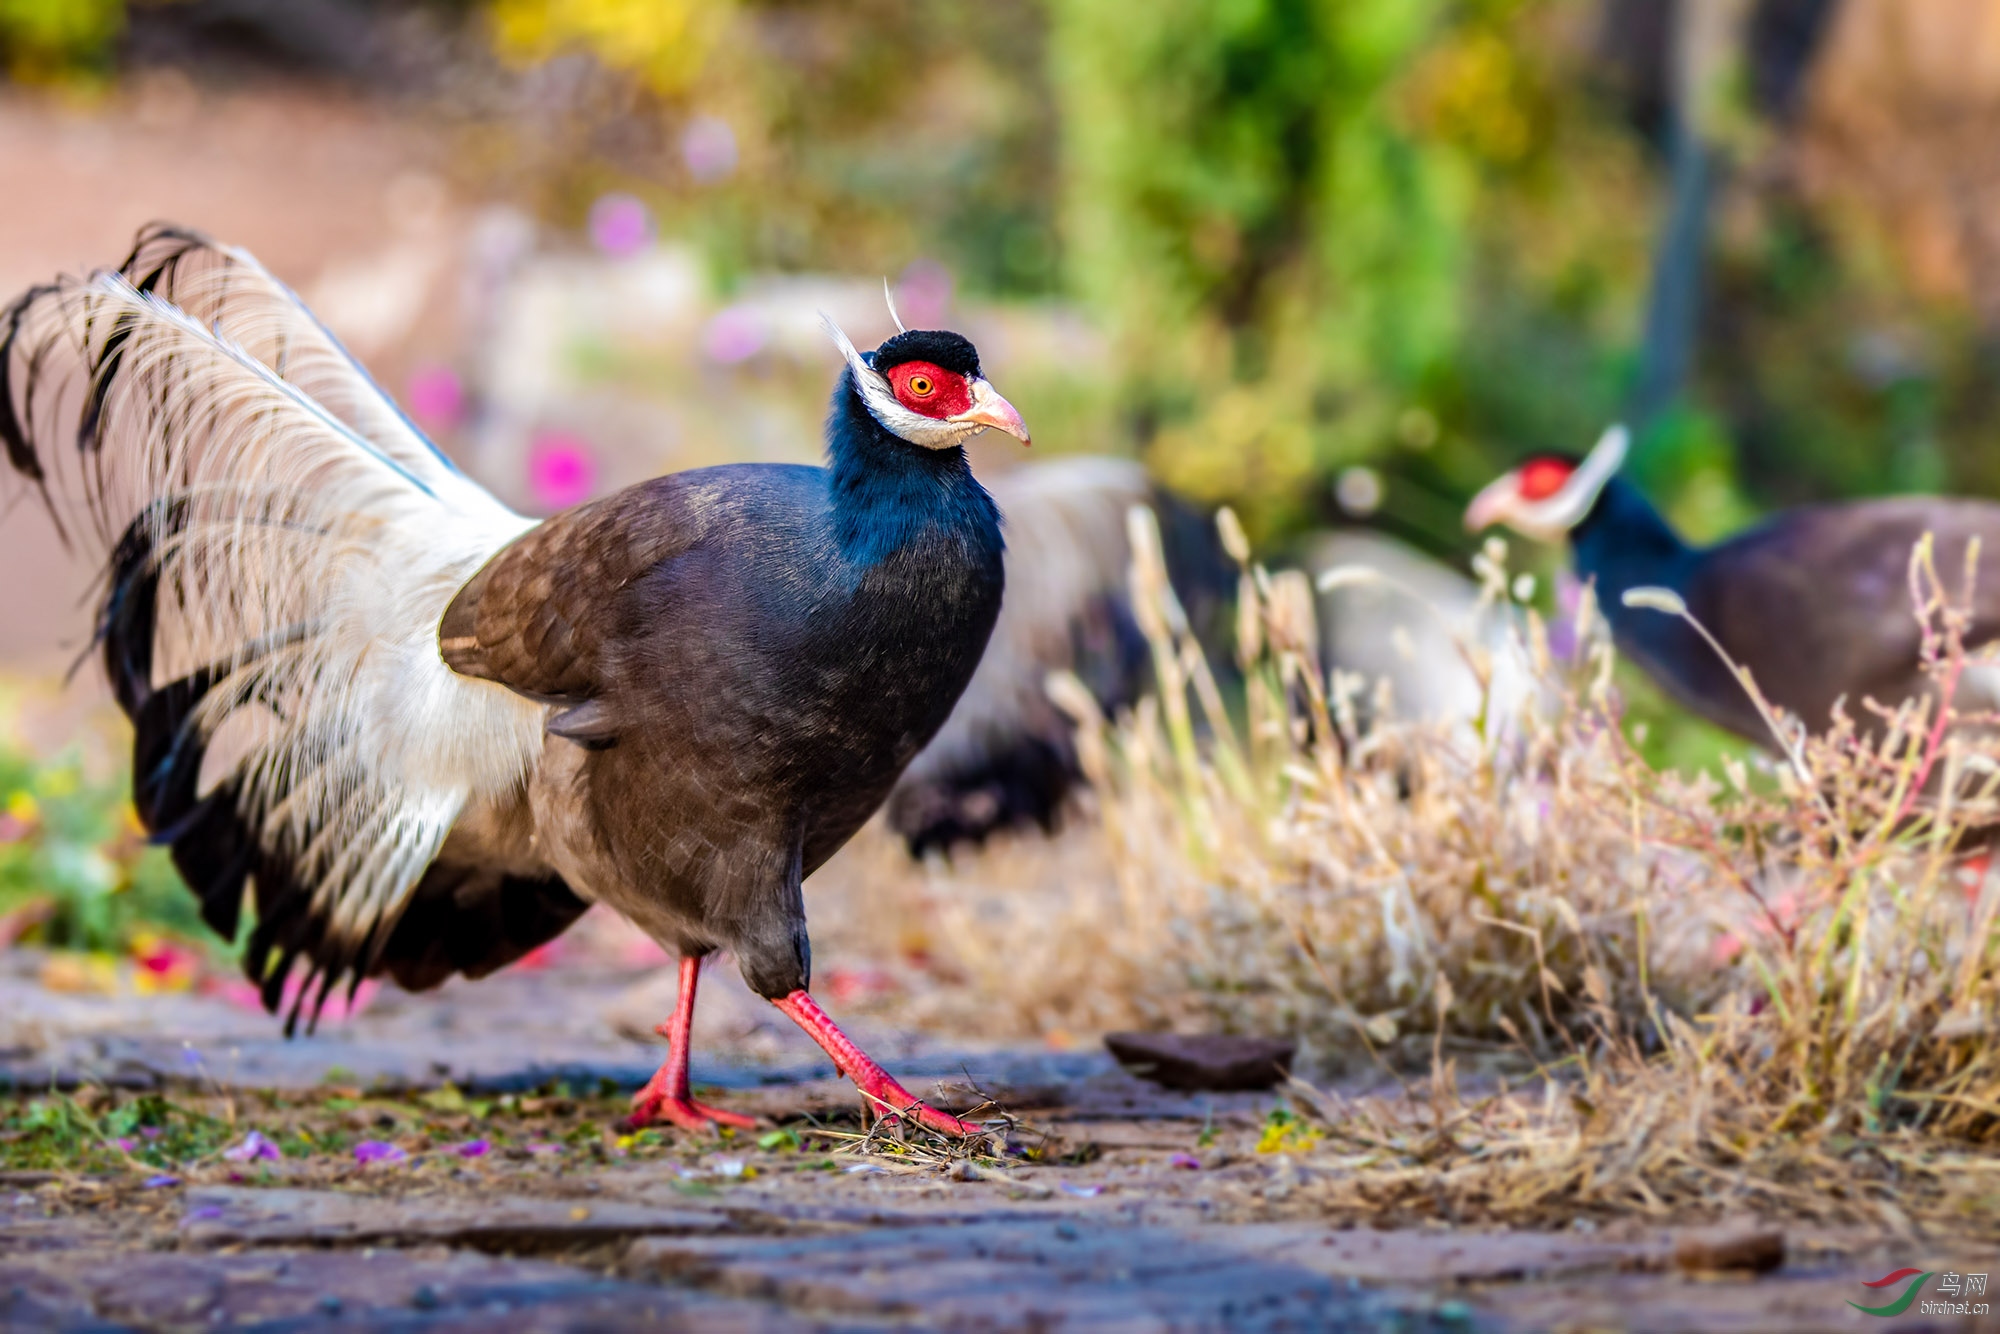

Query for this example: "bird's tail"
[0,226,545,1029]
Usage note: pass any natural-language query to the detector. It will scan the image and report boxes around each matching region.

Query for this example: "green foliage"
[1047,0,1454,533]
[0,0,122,81]
[0,1092,231,1174]
[0,740,210,956]
[1042,0,1657,542]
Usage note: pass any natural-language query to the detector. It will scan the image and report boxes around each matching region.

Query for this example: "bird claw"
[855,1084,984,1138]
[626,1091,759,1134]
[769,990,988,1139]
[894,1101,983,1138]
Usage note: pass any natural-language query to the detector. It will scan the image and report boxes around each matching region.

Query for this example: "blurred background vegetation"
[8,0,1996,547]
[5,0,2000,788]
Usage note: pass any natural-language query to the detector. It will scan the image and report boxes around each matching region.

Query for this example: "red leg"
[771,989,982,1136]
[628,956,759,1133]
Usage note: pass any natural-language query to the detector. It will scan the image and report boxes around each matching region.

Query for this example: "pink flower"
[588,193,654,258]
[618,935,670,969]
[894,260,954,328]
[1169,1154,1202,1171]
[526,432,597,512]
[223,1131,282,1163]
[680,116,738,184]
[353,1141,407,1165]
[406,365,465,432]
[508,940,564,972]
[452,1139,491,1159]
[702,306,766,365]
[1549,571,1586,661]
[826,967,897,1005]
[205,973,378,1022]
[131,934,202,994]
[524,1141,563,1156]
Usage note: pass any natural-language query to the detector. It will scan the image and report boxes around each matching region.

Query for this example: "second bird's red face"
[885,360,973,420]
[1515,456,1577,501]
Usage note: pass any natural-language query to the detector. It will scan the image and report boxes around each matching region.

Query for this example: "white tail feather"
[2,249,543,995]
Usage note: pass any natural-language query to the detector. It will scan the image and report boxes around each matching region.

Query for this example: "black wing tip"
[887,736,1076,858]
[0,281,62,487]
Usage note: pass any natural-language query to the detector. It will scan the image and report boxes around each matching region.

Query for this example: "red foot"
[771,989,984,1137]
[626,954,759,1134]
[627,1090,757,1133]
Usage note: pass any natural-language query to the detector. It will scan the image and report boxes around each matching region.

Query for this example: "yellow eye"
[909,375,933,396]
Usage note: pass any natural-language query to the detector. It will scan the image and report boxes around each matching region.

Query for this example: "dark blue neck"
[1570,475,1693,601]
[1571,475,1716,686]
[824,373,1001,567]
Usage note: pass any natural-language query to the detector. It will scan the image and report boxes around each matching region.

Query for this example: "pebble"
[1103,1032,1295,1091]
[1674,1224,1785,1275]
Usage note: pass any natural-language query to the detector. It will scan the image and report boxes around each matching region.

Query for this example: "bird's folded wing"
[440,483,692,707]
[1695,498,2000,727]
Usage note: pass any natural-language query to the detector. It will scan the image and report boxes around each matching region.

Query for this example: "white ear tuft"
[818,310,874,383]
[1585,423,1630,474]
[882,278,907,333]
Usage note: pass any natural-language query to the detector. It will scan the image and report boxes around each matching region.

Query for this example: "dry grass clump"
[1162,520,2000,1227]
[854,511,2000,1229]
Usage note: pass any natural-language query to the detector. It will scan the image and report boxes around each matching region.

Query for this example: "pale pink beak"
[951,378,1031,445]
[1464,471,1522,533]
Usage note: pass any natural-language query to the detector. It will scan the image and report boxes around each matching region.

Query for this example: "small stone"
[319,1295,343,1315]
[946,1161,982,1183]
[411,1284,441,1310]
[1103,1032,1295,1092]
[1673,1223,1785,1275]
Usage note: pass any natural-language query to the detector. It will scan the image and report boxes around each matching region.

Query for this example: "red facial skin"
[886,360,972,419]
[1515,456,1577,501]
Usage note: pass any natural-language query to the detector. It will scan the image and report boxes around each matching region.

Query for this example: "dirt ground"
[6,927,1997,1334]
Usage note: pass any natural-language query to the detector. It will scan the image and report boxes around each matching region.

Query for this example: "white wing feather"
[1,241,542,1016]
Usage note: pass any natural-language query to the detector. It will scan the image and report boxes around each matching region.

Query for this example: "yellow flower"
[1255,1116,1324,1155]
[39,951,120,996]
[489,0,730,96]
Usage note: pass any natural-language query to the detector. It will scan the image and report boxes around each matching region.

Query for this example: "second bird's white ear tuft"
[1584,423,1629,475]
[882,278,907,333]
